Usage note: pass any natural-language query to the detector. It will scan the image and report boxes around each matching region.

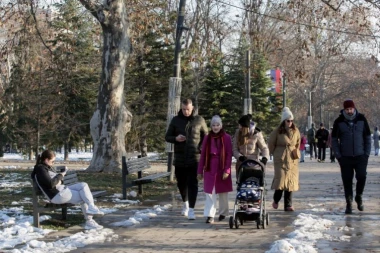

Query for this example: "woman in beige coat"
[233,114,269,179]
[268,107,300,211]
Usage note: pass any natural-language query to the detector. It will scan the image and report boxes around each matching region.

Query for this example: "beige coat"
[268,126,301,192]
[233,128,269,172]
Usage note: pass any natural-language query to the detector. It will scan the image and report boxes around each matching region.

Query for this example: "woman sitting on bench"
[31,149,104,230]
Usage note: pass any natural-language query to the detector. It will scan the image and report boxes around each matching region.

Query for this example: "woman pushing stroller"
[233,114,269,176]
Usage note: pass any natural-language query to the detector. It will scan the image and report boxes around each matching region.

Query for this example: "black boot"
[345,197,353,214]
[355,195,364,211]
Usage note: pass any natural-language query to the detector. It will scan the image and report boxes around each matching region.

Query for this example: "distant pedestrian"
[332,99,371,214]
[307,123,317,160]
[326,128,335,163]
[197,115,233,224]
[300,133,307,162]
[165,98,208,220]
[373,127,380,156]
[316,123,329,162]
[268,107,301,211]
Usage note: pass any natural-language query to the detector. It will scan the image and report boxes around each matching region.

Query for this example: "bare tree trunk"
[79,0,132,172]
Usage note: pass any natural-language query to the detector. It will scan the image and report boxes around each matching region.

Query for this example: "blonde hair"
[238,127,250,146]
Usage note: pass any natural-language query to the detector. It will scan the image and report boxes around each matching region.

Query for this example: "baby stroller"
[229,159,269,229]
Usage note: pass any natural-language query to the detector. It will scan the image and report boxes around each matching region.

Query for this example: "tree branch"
[78,0,107,23]
[29,0,53,57]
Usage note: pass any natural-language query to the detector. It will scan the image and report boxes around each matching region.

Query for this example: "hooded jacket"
[165,109,208,167]
[331,109,371,159]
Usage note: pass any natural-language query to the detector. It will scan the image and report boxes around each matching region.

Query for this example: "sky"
[0,152,375,252]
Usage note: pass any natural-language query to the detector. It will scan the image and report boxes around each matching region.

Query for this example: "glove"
[239,156,247,162]
[222,172,229,180]
[260,157,268,165]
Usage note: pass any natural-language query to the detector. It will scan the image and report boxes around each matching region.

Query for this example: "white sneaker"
[84,219,103,230]
[188,208,196,220]
[181,201,189,216]
[86,205,104,215]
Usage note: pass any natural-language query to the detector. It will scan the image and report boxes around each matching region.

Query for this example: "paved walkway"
[47,157,380,252]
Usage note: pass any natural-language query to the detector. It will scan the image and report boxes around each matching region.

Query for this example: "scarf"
[204,129,225,172]
[343,109,357,121]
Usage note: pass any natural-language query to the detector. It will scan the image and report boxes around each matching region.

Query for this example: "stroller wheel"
[234,218,239,229]
[266,212,270,226]
[229,216,233,229]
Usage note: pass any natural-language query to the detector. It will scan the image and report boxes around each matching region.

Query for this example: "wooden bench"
[122,156,171,199]
[31,167,107,228]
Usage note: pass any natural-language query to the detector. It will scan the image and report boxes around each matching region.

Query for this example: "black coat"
[316,128,329,148]
[331,110,371,159]
[31,163,63,199]
[165,110,208,167]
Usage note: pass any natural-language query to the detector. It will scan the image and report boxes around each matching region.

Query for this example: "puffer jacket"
[233,128,269,170]
[31,163,64,200]
[331,109,371,159]
[165,110,208,167]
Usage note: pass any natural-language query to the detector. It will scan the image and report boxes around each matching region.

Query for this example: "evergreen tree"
[250,54,282,135]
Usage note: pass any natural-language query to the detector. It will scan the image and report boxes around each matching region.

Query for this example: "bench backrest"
[122,156,150,175]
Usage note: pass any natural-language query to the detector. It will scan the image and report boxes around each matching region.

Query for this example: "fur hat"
[343,99,355,109]
[281,107,294,122]
[210,115,222,128]
[238,114,252,128]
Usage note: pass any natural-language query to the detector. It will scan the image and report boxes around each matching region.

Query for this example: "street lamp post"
[306,90,313,129]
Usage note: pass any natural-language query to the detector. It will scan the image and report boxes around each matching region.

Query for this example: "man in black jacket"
[165,98,208,220]
[316,123,329,162]
[332,99,371,214]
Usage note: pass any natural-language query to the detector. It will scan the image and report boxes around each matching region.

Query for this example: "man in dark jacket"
[316,123,329,162]
[307,123,317,160]
[165,98,208,220]
[332,99,371,214]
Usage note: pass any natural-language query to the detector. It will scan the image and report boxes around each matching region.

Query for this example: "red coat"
[198,132,233,194]
[300,136,307,151]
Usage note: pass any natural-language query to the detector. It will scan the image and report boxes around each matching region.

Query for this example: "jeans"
[300,150,305,162]
[318,144,326,160]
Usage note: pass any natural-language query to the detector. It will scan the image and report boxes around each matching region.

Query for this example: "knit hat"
[210,115,222,127]
[238,114,252,128]
[320,123,324,127]
[281,107,294,122]
[343,99,355,109]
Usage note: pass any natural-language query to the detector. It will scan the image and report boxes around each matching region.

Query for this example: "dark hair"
[36,150,56,165]
[182,98,193,106]
[278,120,297,134]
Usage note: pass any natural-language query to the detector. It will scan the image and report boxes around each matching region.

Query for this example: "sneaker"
[206,217,214,223]
[317,159,321,162]
[272,202,278,209]
[86,205,104,215]
[84,219,103,230]
[355,195,364,211]
[181,201,189,216]
[285,206,294,211]
[188,208,196,220]
[218,215,226,221]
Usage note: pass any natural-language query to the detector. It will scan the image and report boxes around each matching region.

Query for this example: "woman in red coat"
[198,115,233,223]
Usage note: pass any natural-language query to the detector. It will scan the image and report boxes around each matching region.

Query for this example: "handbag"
[291,149,300,159]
